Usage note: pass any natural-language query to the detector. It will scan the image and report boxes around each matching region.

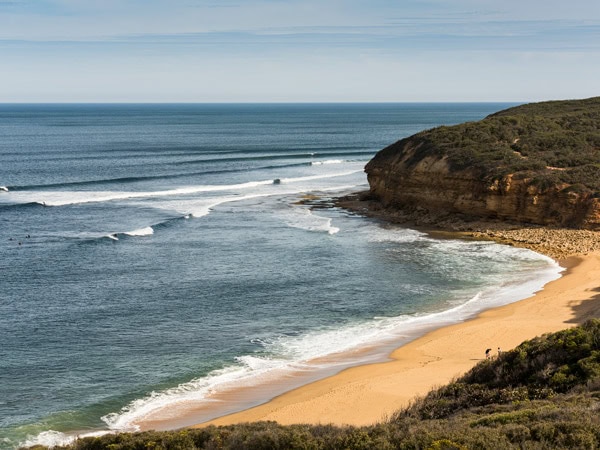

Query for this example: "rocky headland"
[340,97,600,258]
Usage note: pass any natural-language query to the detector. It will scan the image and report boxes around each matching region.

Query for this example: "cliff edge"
[365,97,600,229]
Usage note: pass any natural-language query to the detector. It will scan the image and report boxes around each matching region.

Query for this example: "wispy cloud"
[2,19,598,54]
[0,0,598,102]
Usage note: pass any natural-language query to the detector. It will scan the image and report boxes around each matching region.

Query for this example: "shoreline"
[191,253,599,427]
[186,199,600,428]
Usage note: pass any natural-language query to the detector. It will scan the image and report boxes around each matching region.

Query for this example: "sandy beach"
[191,226,600,428]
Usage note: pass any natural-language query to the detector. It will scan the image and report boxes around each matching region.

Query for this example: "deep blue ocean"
[0,104,562,449]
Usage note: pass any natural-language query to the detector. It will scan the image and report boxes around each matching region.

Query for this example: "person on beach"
[485,348,492,359]
[498,347,502,356]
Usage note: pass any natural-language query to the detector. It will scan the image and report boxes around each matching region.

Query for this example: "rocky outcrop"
[365,100,600,230]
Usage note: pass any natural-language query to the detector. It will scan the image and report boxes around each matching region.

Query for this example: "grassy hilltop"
[26,319,600,450]
[377,97,600,193]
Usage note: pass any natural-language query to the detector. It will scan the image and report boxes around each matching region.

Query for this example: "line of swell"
[4,160,330,191]
[0,201,45,211]
[94,144,370,155]
[2,145,371,160]
[171,150,374,166]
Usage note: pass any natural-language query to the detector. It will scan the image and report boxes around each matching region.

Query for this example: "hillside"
[25,319,600,449]
[365,97,600,229]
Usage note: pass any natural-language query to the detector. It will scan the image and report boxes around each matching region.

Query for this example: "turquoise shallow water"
[0,104,562,449]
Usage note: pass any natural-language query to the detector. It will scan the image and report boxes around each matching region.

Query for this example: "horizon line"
[0,100,528,105]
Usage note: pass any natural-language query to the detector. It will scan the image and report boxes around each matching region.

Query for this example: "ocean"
[0,104,562,449]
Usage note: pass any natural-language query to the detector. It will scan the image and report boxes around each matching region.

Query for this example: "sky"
[0,0,599,102]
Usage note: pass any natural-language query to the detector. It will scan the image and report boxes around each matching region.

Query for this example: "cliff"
[365,97,600,229]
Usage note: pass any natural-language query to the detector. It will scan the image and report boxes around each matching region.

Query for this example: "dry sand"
[190,223,600,428]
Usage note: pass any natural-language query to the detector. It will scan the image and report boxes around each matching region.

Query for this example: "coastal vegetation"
[26,319,600,449]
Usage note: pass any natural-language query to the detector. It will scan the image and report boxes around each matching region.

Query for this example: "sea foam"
[20,430,112,450]
[98,226,154,241]
[124,226,154,237]
[281,207,340,235]
[100,358,296,431]
[310,160,345,165]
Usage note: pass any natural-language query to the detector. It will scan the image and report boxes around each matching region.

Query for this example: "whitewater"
[0,103,562,449]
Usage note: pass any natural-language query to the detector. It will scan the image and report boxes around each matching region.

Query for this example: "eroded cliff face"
[365,141,600,230]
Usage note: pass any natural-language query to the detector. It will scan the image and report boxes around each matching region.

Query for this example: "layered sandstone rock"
[365,99,600,230]
[366,144,600,229]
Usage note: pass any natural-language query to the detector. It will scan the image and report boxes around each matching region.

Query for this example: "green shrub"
[470,409,537,427]
[426,438,467,450]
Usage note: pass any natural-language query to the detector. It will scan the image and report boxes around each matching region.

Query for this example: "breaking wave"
[20,430,112,450]
[281,208,340,235]
[310,160,345,165]
[2,170,362,208]
[124,226,154,237]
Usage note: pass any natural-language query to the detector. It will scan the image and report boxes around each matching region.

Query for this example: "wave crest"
[310,160,344,166]
[124,226,154,237]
